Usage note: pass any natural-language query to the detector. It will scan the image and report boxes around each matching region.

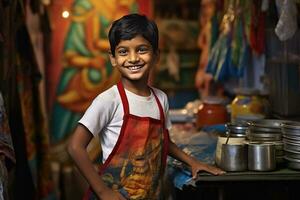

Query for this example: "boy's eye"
[137,47,150,54]
[117,49,128,56]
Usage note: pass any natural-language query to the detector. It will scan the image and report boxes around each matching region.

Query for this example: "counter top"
[168,124,300,189]
[194,167,300,182]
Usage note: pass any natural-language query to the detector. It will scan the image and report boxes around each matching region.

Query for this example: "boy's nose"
[128,52,139,63]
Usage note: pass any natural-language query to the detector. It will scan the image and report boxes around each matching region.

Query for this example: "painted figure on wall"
[195,0,217,98]
[50,0,139,145]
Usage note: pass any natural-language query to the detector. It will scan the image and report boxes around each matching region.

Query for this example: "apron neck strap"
[117,81,165,124]
[150,87,165,124]
[117,81,130,115]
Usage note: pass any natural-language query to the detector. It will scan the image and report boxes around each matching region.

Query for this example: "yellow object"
[231,90,267,123]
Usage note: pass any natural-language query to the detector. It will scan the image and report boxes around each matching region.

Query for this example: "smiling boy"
[68,13,224,200]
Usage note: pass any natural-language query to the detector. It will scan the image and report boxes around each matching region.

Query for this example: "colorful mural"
[48,0,152,147]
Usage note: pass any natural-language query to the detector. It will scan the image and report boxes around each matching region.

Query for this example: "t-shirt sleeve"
[78,90,116,136]
[164,96,172,130]
[158,90,172,130]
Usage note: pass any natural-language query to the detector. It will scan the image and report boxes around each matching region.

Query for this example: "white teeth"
[128,66,142,71]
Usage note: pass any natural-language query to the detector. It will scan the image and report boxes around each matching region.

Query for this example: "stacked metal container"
[246,119,287,165]
[215,123,248,169]
[282,121,300,170]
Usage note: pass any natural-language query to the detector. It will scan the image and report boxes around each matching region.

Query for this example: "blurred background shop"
[1,0,300,199]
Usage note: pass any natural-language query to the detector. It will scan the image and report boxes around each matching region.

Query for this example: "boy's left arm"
[168,140,225,179]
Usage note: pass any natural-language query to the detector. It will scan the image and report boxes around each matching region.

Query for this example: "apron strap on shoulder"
[117,81,130,115]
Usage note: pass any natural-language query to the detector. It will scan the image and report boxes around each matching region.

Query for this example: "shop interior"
[1,0,300,199]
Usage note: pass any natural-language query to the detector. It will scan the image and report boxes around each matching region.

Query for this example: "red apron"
[84,81,169,200]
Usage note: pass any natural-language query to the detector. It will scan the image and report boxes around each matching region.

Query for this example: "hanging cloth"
[0,92,15,200]
[206,0,251,82]
[249,0,266,55]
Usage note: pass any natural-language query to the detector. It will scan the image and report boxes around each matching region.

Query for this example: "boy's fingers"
[192,170,198,179]
[211,167,226,175]
[205,165,225,175]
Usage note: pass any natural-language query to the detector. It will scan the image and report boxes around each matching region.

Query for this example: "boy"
[68,13,224,200]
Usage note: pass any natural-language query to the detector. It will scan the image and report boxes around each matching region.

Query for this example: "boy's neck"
[121,79,151,97]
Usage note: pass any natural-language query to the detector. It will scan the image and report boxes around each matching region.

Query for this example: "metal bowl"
[283,134,300,141]
[284,149,300,160]
[226,123,248,134]
[248,136,282,142]
[282,127,300,136]
[250,119,291,129]
[248,132,282,138]
[282,121,300,130]
[247,132,282,141]
[283,138,300,145]
[284,143,300,152]
[249,126,282,133]
[284,156,300,170]
[221,132,246,138]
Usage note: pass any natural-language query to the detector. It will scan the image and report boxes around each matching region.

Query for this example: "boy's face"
[109,35,158,83]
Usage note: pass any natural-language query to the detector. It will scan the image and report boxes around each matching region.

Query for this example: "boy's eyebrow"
[137,44,151,48]
[115,46,128,50]
[116,44,152,49]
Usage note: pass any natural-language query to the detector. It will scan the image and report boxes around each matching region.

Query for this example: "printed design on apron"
[84,81,169,200]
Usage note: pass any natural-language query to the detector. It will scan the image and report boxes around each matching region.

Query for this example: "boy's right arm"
[67,124,126,200]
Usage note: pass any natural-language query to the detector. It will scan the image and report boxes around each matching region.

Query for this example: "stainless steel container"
[220,144,248,172]
[248,143,276,171]
[226,122,249,136]
[215,135,246,166]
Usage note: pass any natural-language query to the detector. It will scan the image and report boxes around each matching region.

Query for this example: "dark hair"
[108,13,159,56]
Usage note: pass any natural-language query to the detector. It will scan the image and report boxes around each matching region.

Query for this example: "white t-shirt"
[78,85,172,163]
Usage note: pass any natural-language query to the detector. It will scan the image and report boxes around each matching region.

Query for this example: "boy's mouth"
[126,64,144,72]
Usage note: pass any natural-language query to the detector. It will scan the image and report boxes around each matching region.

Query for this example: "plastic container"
[196,96,228,129]
[231,88,267,123]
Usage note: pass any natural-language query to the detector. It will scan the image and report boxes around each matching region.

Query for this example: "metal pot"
[220,144,248,172]
[215,136,246,166]
[248,142,276,171]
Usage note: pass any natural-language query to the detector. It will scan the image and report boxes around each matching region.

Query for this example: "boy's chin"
[124,74,149,82]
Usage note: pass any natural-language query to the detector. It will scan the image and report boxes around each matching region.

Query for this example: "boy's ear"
[154,49,160,64]
[108,50,117,67]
